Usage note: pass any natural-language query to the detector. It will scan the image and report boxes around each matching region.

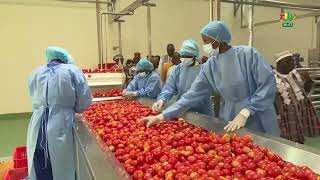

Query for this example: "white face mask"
[202,41,219,56]
[180,58,194,65]
[139,72,148,77]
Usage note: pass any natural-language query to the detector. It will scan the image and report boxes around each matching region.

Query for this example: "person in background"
[292,53,303,68]
[112,54,124,70]
[140,21,280,136]
[27,47,92,180]
[133,52,141,65]
[152,39,213,116]
[163,44,175,64]
[123,59,135,88]
[150,55,160,73]
[123,58,162,99]
[166,52,181,79]
[274,51,320,143]
[160,44,175,82]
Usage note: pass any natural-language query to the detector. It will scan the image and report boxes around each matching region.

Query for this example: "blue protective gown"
[126,71,162,99]
[27,63,92,180]
[158,63,213,116]
[162,46,280,136]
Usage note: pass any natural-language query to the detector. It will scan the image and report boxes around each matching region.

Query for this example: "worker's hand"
[152,100,164,112]
[122,90,127,96]
[138,114,164,127]
[224,109,250,132]
[123,91,138,98]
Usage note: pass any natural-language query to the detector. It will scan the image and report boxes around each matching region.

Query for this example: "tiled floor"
[0,113,320,157]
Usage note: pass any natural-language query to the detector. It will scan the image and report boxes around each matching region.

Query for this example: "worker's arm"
[162,66,214,120]
[126,76,138,92]
[74,68,93,113]
[245,48,277,116]
[157,66,179,102]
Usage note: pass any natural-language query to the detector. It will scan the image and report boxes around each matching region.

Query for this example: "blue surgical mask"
[181,58,194,65]
[139,72,148,77]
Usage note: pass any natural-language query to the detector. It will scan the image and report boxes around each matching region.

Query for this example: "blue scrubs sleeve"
[162,68,213,120]
[246,48,277,115]
[136,76,160,97]
[157,68,178,101]
[74,70,92,113]
[126,76,138,91]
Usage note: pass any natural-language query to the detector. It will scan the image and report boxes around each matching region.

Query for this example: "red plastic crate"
[5,167,28,180]
[13,147,27,168]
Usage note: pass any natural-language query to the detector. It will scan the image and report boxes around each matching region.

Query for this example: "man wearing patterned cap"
[274,50,320,143]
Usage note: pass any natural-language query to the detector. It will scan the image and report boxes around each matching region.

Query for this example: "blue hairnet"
[46,46,74,64]
[180,39,200,58]
[200,21,231,43]
[136,58,154,71]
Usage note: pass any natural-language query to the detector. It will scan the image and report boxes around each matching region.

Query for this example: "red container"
[5,167,28,180]
[13,147,27,168]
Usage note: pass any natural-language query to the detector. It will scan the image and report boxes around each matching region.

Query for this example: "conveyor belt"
[73,98,320,180]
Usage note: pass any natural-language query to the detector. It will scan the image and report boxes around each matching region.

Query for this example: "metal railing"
[297,67,320,113]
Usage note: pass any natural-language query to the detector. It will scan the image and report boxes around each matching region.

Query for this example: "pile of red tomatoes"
[82,68,122,73]
[83,100,320,180]
[92,89,122,98]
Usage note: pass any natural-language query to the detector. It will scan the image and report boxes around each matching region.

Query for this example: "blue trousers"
[33,107,53,180]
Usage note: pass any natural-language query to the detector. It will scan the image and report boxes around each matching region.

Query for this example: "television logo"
[280,11,296,28]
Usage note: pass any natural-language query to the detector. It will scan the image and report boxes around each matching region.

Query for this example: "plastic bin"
[13,147,27,168]
[4,167,28,180]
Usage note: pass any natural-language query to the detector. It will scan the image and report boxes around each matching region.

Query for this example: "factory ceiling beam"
[113,0,150,21]
[56,0,113,5]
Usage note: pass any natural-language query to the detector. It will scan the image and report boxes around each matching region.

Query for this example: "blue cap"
[136,58,154,71]
[46,46,74,64]
[200,21,231,43]
[180,39,200,58]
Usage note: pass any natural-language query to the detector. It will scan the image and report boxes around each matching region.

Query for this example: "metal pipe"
[101,12,134,15]
[96,0,102,66]
[209,0,212,21]
[101,13,104,65]
[216,0,221,21]
[114,0,150,21]
[221,0,320,11]
[104,14,108,62]
[317,17,320,50]
[147,5,152,60]
[118,21,123,55]
[248,4,254,46]
[57,0,112,5]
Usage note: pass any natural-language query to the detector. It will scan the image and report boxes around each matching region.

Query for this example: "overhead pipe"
[57,0,113,5]
[248,4,254,47]
[221,0,320,11]
[209,0,212,21]
[96,0,102,67]
[114,0,151,21]
[147,4,152,60]
[118,21,123,55]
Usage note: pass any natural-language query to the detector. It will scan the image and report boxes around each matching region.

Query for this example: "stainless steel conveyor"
[73,98,320,180]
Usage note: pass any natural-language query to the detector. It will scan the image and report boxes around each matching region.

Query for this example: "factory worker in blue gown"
[140,21,280,136]
[123,58,162,99]
[27,47,92,180]
[152,39,213,116]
